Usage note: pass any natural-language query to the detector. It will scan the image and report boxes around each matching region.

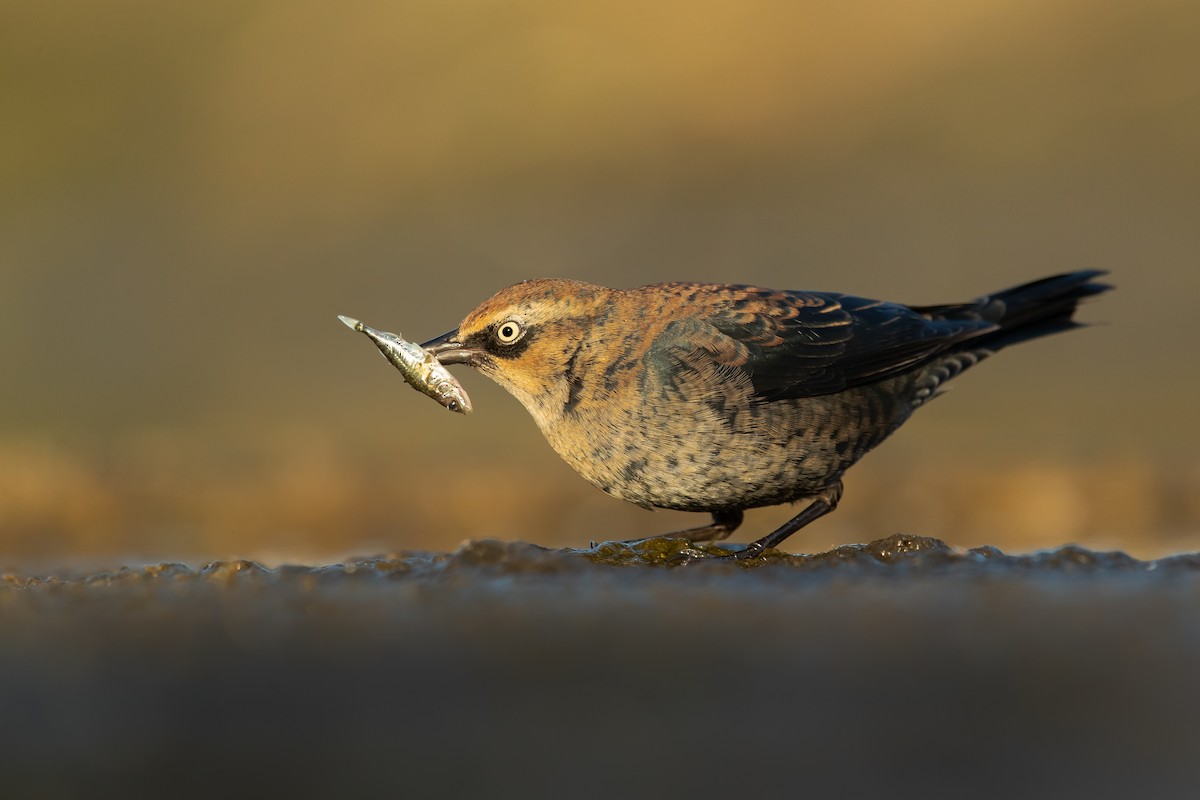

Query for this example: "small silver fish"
[338,315,472,414]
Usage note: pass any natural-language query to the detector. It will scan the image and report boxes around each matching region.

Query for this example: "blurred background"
[2,0,1197,567]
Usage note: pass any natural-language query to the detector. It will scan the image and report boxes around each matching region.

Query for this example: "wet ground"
[4,533,1200,799]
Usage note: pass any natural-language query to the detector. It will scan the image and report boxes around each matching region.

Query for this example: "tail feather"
[916,270,1112,353]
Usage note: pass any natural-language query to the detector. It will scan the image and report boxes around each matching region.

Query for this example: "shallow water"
[4,534,1200,799]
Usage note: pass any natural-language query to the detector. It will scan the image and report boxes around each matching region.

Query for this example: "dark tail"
[917,270,1113,353]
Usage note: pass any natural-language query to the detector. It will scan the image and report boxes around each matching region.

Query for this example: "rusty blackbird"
[421,271,1111,559]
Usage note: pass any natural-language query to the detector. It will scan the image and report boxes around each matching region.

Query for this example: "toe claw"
[675,547,710,563]
[732,544,766,561]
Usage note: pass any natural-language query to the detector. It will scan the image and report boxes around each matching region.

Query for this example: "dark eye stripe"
[466,324,534,359]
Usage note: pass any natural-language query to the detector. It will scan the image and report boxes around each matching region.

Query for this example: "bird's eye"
[494,320,524,345]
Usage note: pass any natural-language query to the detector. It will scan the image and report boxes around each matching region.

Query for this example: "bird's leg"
[674,482,843,564]
[665,509,745,542]
[616,509,744,545]
[732,482,843,560]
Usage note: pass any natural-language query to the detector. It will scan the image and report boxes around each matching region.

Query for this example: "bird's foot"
[669,542,767,566]
[670,546,724,566]
[584,533,770,567]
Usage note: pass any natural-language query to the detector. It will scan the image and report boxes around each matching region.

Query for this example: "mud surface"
[4,534,1200,799]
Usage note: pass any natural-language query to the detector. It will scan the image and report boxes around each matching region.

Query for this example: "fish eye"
[494,319,524,345]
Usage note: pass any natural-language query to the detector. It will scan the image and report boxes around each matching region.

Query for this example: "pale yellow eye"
[495,319,524,344]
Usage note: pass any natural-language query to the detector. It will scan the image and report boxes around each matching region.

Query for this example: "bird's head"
[421,279,614,412]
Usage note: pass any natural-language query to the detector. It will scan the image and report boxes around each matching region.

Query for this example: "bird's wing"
[651,289,997,401]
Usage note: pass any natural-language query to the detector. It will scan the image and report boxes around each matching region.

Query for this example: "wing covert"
[649,288,996,402]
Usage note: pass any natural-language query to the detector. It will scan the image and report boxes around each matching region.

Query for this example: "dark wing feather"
[651,288,997,402]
